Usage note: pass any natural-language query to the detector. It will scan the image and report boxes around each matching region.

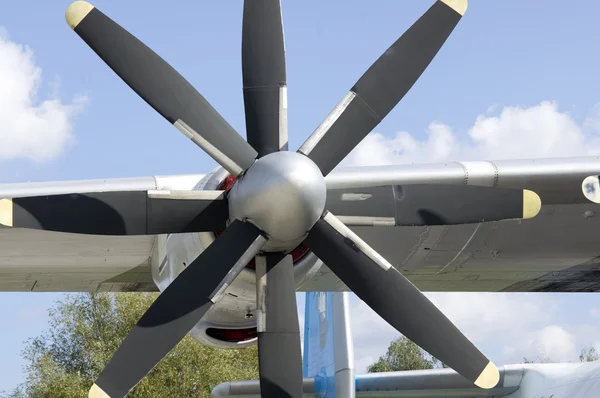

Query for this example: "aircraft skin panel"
[0,157,599,292]
[350,362,600,397]
[0,174,205,198]
[326,156,600,194]
[305,202,600,293]
[0,174,203,292]
[0,228,158,292]
[308,156,600,292]
[353,366,522,397]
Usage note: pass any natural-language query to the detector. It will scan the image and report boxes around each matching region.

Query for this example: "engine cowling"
[150,167,323,349]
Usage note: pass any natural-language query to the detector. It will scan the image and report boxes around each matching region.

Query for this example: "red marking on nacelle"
[206,327,257,343]
[216,175,310,269]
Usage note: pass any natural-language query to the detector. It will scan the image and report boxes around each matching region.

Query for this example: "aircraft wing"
[211,366,523,397]
[0,174,204,292]
[2,156,600,293]
[302,156,600,293]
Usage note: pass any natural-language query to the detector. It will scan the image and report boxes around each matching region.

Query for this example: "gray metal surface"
[242,0,288,156]
[1,156,600,295]
[0,174,203,293]
[332,292,355,398]
[210,378,316,397]
[0,175,203,198]
[354,366,521,397]
[325,157,600,197]
[228,151,326,252]
[211,351,600,397]
[298,200,600,293]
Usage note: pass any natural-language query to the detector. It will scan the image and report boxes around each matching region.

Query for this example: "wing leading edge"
[2,156,600,293]
[0,174,203,292]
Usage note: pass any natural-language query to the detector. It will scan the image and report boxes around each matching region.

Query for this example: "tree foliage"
[522,346,599,364]
[371,337,600,373]
[579,347,600,363]
[367,336,445,372]
[1,293,258,398]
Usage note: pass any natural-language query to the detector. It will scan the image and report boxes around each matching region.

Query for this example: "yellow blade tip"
[89,383,110,398]
[0,199,13,227]
[582,175,600,203]
[441,0,468,16]
[474,361,500,389]
[523,190,542,219]
[66,1,95,29]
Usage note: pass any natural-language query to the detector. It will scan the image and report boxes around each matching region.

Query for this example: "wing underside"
[1,156,600,293]
[0,174,204,292]
[304,156,600,293]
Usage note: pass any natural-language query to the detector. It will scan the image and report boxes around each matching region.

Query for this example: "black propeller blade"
[304,211,500,389]
[242,0,288,156]
[255,254,303,398]
[328,185,542,227]
[65,1,257,177]
[0,190,228,235]
[297,0,467,176]
[91,220,266,397]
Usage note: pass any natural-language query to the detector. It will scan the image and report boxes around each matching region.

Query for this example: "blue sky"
[1,0,600,392]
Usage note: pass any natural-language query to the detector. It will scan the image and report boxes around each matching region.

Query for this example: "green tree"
[579,347,600,363]
[522,346,599,364]
[367,336,445,372]
[522,355,553,364]
[1,293,258,398]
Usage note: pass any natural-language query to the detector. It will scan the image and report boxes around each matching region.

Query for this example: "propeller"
[0,190,228,235]
[255,254,303,396]
[328,185,542,227]
[91,219,266,397]
[242,0,288,155]
[65,1,257,178]
[305,212,498,387]
[12,0,539,396]
[297,0,467,176]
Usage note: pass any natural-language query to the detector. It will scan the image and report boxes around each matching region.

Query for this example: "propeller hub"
[228,151,326,251]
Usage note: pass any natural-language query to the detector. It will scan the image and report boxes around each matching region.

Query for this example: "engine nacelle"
[150,167,323,349]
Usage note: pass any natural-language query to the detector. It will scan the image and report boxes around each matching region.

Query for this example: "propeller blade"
[0,190,228,235]
[65,1,257,177]
[304,211,500,389]
[297,0,467,176]
[328,185,542,227]
[242,0,288,156]
[90,220,266,398]
[255,254,303,398]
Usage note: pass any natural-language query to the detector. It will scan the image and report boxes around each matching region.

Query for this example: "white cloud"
[344,101,600,167]
[349,291,600,371]
[525,326,578,362]
[342,101,600,372]
[426,292,557,343]
[0,28,87,163]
